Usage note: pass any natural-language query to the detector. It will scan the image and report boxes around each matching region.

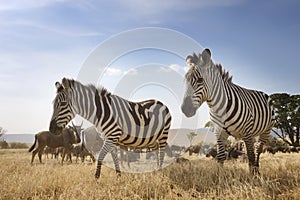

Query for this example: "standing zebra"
[181,49,274,174]
[49,78,172,179]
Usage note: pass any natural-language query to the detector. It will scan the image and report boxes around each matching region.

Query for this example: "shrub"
[0,141,9,149]
[9,142,28,149]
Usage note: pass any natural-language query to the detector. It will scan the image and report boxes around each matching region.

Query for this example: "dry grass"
[1,149,300,200]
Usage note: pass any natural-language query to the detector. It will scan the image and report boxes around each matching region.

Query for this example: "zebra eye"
[197,77,204,83]
[60,101,68,106]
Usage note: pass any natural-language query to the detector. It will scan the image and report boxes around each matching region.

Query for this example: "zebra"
[49,78,172,179]
[181,48,274,174]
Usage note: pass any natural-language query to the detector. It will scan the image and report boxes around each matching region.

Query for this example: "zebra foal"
[181,49,274,174]
[49,78,172,179]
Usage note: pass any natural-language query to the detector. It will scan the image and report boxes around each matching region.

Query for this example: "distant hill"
[4,134,35,143]
[3,128,217,147]
[168,128,216,147]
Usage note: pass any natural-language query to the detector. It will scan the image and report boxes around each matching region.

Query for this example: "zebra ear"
[55,81,64,93]
[55,82,61,89]
[61,78,72,99]
[62,77,70,89]
[186,53,198,68]
[186,55,194,68]
[202,48,211,64]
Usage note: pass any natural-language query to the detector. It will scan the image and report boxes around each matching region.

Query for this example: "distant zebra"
[49,78,172,179]
[181,49,274,174]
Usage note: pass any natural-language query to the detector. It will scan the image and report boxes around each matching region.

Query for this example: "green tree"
[204,121,213,128]
[0,127,8,149]
[0,141,9,149]
[0,127,7,141]
[186,132,197,146]
[9,142,28,149]
[271,93,300,147]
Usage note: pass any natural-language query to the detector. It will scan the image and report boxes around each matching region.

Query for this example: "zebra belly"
[118,134,159,148]
[224,122,272,139]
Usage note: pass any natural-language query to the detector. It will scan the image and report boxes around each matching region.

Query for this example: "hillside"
[4,134,35,143]
[3,128,216,147]
[168,128,216,147]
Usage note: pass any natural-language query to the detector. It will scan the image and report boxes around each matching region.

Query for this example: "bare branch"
[271,129,292,146]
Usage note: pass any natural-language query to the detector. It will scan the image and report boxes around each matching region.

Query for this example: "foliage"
[9,142,29,149]
[267,136,289,149]
[186,132,197,146]
[186,142,203,156]
[271,93,300,146]
[0,141,9,149]
[0,126,7,141]
[204,121,213,128]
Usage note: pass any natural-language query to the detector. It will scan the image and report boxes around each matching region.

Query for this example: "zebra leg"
[156,139,167,169]
[243,136,257,174]
[158,146,166,169]
[157,124,170,169]
[95,139,113,179]
[119,149,125,168]
[255,133,269,169]
[126,151,130,168]
[216,132,228,164]
[110,145,121,176]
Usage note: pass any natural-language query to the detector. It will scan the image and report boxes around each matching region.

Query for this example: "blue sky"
[0,0,299,134]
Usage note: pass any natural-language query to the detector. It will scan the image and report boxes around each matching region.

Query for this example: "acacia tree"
[186,132,197,147]
[271,93,300,147]
[0,127,8,149]
[0,127,6,141]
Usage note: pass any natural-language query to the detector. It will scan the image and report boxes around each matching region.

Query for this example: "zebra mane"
[216,63,233,83]
[66,79,111,96]
[86,83,111,96]
[185,53,233,83]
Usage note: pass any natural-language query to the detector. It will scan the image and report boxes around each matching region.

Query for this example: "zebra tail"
[28,135,37,152]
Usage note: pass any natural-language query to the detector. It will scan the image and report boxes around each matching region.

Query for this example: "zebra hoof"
[250,166,260,176]
[95,172,100,179]
[116,170,121,177]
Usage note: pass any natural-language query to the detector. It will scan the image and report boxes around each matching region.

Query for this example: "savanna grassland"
[1,149,300,200]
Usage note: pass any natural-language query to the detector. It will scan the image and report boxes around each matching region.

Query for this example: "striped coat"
[50,78,171,178]
[181,49,274,174]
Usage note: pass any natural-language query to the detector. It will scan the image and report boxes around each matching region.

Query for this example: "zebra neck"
[206,77,229,117]
[70,83,100,125]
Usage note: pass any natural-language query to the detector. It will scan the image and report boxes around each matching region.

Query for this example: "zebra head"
[50,78,75,133]
[181,48,212,117]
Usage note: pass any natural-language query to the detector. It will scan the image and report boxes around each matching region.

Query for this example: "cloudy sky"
[1,0,299,134]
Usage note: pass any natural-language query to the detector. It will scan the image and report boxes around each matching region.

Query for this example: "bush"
[0,141,9,149]
[9,142,28,149]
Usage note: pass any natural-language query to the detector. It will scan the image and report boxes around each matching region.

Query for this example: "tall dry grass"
[0,149,300,200]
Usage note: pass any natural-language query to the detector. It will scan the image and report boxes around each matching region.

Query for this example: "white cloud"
[2,19,103,38]
[124,68,138,76]
[183,66,189,73]
[103,68,139,76]
[159,64,186,73]
[119,0,245,16]
[104,68,123,76]
[0,0,63,11]
[170,64,180,72]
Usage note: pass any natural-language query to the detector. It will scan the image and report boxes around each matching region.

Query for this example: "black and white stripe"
[50,78,172,178]
[181,49,274,174]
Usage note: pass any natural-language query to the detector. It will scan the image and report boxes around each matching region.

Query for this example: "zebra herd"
[31,48,274,178]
